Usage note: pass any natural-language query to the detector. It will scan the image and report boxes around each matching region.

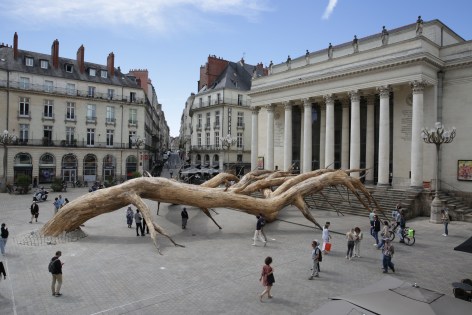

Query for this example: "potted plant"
[16,174,31,194]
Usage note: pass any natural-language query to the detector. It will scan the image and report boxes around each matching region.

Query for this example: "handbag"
[325,242,332,251]
[267,273,275,285]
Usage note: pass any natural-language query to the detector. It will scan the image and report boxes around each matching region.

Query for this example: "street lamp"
[421,122,456,223]
[1,130,17,192]
[221,134,236,172]
[132,135,146,175]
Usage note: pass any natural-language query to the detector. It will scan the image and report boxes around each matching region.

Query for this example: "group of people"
[126,206,189,235]
[29,194,69,224]
[345,227,363,260]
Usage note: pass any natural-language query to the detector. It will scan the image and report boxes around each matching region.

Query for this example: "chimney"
[107,52,115,76]
[51,39,59,68]
[13,32,18,59]
[77,45,85,73]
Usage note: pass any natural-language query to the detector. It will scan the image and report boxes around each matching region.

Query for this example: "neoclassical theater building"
[249,19,472,192]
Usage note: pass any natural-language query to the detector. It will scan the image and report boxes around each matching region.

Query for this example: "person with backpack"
[49,251,63,297]
[309,239,322,280]
[0,223,8,256]
[252,215,267,246]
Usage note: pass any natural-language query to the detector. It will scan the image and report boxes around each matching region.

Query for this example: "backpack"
[260,218,266,226]
[316,248,322,262]
[48,259,56,273]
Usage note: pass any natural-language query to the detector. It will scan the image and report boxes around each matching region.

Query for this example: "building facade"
[180,55,266,176]
[249,19,472,191]
[0,33,169,186]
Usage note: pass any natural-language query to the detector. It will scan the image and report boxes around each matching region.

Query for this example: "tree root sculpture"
[40,169,381,253]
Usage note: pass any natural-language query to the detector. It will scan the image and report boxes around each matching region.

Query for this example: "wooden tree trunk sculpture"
[41,169,381,254]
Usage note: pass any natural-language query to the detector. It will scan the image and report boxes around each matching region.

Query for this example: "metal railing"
[10,138,142,149]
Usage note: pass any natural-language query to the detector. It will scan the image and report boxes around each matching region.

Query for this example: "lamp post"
[132,135,146,175]
[1,130,17,192]
[221,134,236,172]
[421,122,456,223]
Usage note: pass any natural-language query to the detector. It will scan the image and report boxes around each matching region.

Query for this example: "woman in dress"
[259,256,274,302]
[126,207,134,228]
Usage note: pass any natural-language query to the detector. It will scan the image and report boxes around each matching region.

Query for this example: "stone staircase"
[436,191,472,222]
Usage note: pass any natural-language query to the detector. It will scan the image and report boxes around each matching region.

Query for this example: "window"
[88,86,96,97]
[206,112,211,126]
[237,154,243,162]
[199,98,202,107]
[237,112,244,127]
[19,77,30,89]
[217,93,221,104]
[206,133,210,146]
[237,132,243,148]
[107,89,114,100]
[65,64,73,73]
[66,127,75,144]
[25,57,33,67]
[66,102,75,120]
[207,95,211,106]
[197,114,202,128]
[197,133,202,147]
[19,124,29,142]
[106,106,115,123]
[130,92,136,102]
[89,68,96,77]
[215,132,220,147]
[66,83,75,95]
[19,97,30,116]
[86,104,96,121]
[101,70,108,78]
[44,80,54,93]
[106,129,114,147]
[83,154,97,175]
[215,111,220,127]
[43,99,54,118]
[43,126,53,144]
[128,131,136,148]
[238,94,243,105]
[129,108,137,124]
[87,128,95,146]
[40,60,48,69]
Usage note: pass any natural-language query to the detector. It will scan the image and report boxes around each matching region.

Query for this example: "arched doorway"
[103,154,116,182]
[83,154,97,183]
[39,153,56,184]
[61,154,77,184]
[14,152,33,183]
[126,155,138,179]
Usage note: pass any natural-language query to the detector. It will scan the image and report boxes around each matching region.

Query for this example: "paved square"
[0,186,471,315]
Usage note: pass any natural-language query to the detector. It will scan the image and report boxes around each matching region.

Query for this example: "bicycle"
[387,225,415,245]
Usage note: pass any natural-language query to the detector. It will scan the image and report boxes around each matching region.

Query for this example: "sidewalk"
[0,187,471,314]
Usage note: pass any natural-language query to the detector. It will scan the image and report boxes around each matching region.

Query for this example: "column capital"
[376,85,390,98]
[340,98,350,108]
[251,106,260,114]
[265,104,275,112]
[302,98,311,107]
[318,103,326,111]
[410,80,427,94]
[348,90,360,102]
[283,101,292,110]
[323,94,334,104]
[365,94,376,106]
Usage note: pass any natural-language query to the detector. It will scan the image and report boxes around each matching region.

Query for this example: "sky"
[1,0,471,137]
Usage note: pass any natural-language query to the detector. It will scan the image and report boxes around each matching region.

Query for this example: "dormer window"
[25,57,33,67]
[101,70,107,78]
[65,64,74,73]
[89,68,96,77]
[40,60,49,69]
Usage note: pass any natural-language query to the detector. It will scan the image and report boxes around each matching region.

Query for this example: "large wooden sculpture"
[41,169,380,253]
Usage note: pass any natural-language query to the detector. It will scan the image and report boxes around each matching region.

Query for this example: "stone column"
[324,94,335,169]
[349,90,360,177]
[365,95,375,183]
[266,104,275,170]
[299,105,304,170]
[341,99,350,170]
[377,86,390,185]
[283,102,293,171]
[302,99,312,173]
[250,107,260,170]
[319,104,326,169]
[410,81,426,188]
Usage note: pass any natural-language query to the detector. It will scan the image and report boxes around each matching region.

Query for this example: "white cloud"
[0,0,270,34]
[322,0,338,20]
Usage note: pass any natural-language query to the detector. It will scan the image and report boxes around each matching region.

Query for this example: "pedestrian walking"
[252,215,267,246]
[398,210,406,243]
[181,207,189,229]
[346,228,355,260]
[322,222,331,254]
[309,240,321,279]
[30,200,39,223]
[49,250,64,296]
[353,227,363,258]
[376,220,390,249]
[369,209,376,236]
[382,239,395,273]
[259,256,274,301]
[0,223,8,256]
[126,207,133,228]
[58,195,65,208]
[134,209,144,236]
[53,197,61,214]
[0,261,6,279]
[259,214,268,242]
[441,207,449,236]
[372,215,381,245]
